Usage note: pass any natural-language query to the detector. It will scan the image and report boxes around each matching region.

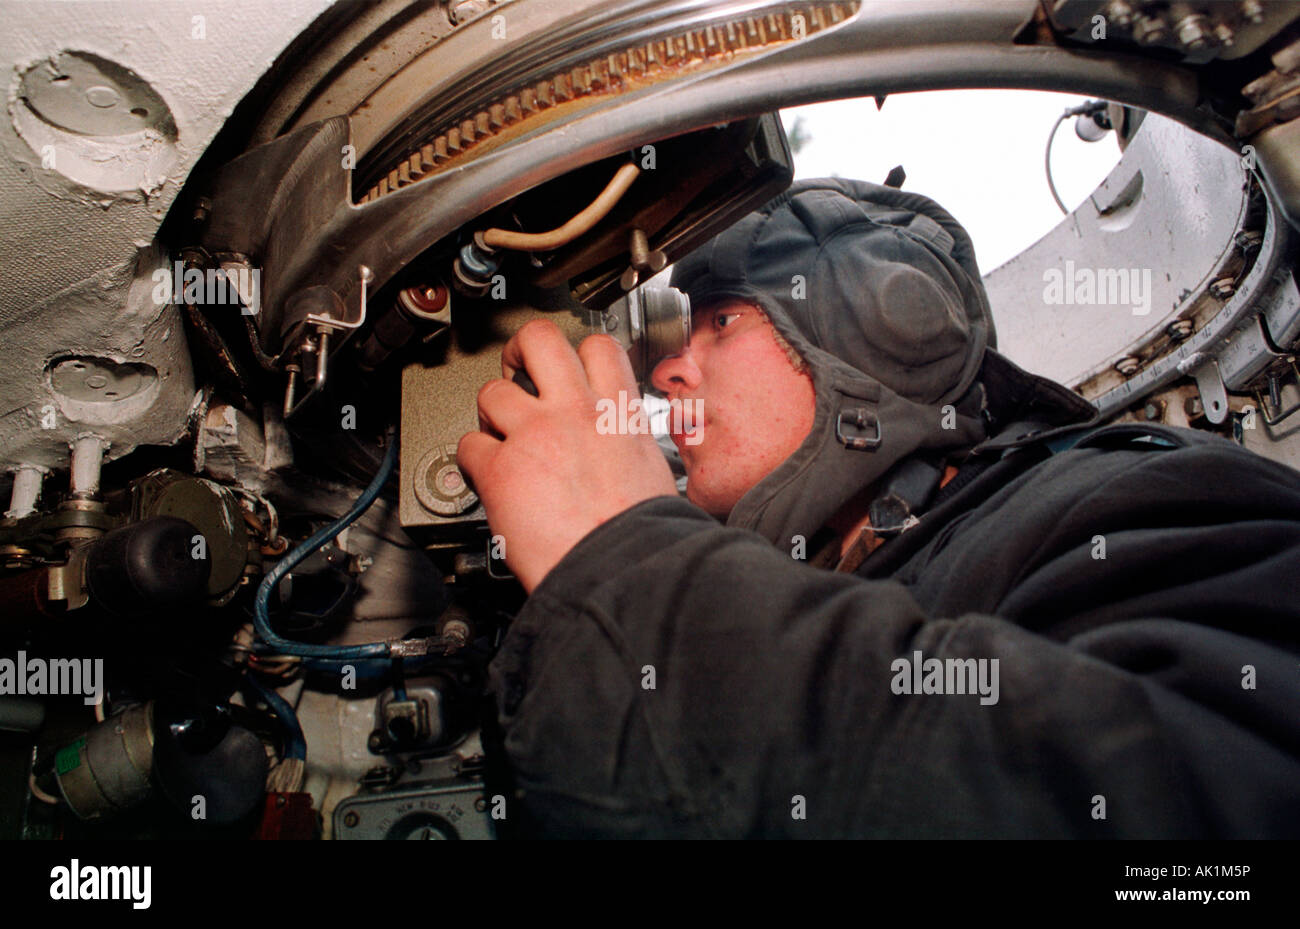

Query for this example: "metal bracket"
[1179,354,1230,424]
[285,266,373,419]
[1255,357,1300,426]
[306,265,372,332]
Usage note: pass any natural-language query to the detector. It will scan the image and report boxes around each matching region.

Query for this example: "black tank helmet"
[669,177,1095,548]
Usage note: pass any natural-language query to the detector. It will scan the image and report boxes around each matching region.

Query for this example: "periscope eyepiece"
[509,284,692,397]
[606,284,692,387]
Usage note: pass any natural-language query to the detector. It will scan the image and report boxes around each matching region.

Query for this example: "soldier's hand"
[456,319,678,593]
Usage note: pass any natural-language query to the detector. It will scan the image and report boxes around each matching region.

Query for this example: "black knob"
[85,516,212,615]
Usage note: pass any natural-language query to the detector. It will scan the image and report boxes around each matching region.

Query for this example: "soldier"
[458,178,1300,838]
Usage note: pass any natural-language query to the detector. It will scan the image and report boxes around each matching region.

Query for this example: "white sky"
[779,90,1124,273]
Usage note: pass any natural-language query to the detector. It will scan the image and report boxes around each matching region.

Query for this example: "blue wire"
[243,675,306,761]
[252,433,399,660]
[392,658,408,702]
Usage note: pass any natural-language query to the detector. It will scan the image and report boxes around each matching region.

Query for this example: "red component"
[0,567,55,622]
[400,284,448,314]
[255,792,317,840]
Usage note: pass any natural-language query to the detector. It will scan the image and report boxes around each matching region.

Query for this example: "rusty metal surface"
[357,3,856,202]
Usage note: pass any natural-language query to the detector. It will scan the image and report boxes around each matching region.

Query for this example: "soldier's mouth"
[667,399,705,448]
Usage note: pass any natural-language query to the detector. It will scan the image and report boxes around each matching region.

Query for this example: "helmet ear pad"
[794,222,976,406]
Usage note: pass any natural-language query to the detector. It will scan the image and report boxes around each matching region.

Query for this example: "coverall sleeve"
[486,492,1298,838]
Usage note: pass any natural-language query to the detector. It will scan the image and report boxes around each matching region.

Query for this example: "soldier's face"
[650,299,816,518]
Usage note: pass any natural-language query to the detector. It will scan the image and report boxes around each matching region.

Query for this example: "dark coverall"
[486,179,1300,838]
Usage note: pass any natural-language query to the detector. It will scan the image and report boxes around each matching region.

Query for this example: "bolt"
[1166,319,1194,340]
[1214,23,1235,47]
[1105,0,1135,28]
[1143,402,1162,421]
[343,811,360,828]
[1175,14,1212,50]
[1209,277,1237,299]
[629,228,651,271]
[1240,0,1265,26]
[1115,356,1141,376]
[431,461,469,499]
[450,0,492,25]
[475,797,488,812]
[1235,229,1263,252]
[1185,396,1204,418]
[192,197,212,224]
[442,618,471,650]
[1133,13,1170,45]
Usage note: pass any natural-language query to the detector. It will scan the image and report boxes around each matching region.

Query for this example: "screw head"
[450,0,492,25]
[1235,230,1263,251]
[1175,15,1211,49]
[1105,0,1135,28]
[343,811,360,828]
[1133,14,1170,44]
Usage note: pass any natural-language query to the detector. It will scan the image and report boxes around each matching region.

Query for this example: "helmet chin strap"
[826,458,960,573]
[866,456,946,540]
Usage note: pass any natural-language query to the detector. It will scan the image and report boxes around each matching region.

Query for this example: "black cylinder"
[85,516,211,615]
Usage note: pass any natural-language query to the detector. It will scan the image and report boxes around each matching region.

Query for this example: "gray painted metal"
[0,0,332,475]
[1092,190,1294,419]
[983,114,1248,388]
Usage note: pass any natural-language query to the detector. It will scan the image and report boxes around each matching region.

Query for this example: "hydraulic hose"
[243,675,306,761]
[252,432,403,660]
[480,162,640,251]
